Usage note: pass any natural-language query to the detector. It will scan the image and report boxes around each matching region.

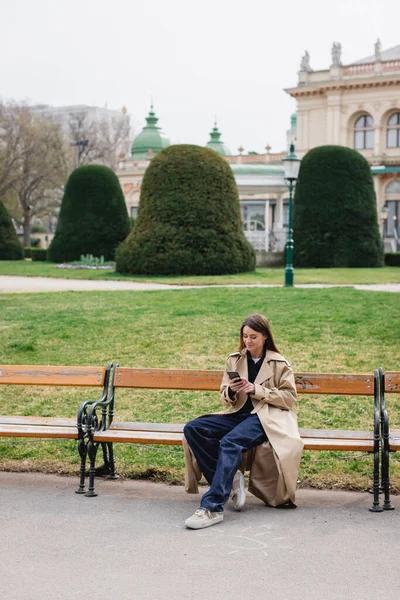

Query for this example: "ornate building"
[285,40,400,251]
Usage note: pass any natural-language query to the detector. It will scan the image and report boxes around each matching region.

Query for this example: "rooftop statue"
[300,50,312,72]
[331,42,342,66]
[375,38,382,61]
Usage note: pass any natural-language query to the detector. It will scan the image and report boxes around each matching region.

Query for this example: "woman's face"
[242,326,267,358]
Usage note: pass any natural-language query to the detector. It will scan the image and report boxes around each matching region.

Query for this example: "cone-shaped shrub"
[293,145,383,267]
[48,165,130,262]
[0,201,24,260]
[116,145,255,275]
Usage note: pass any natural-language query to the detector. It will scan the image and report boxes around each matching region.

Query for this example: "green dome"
[131,105,170,159]
[206,122,232,156]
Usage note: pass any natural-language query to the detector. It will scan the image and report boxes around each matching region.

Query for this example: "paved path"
[0,472,399,600]
[0,275,399,293]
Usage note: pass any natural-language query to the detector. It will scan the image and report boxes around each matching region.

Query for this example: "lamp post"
[282,143,301,287]
[380,203,388,248]
[73,139,89,168]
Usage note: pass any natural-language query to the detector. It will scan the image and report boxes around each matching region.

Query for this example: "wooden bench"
[0,364,111,492]
[82,365,383,511]
[380,369,400,510]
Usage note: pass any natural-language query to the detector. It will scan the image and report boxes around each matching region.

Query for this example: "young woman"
[183,314,304,529]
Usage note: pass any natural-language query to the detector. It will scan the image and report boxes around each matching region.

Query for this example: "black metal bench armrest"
[76,363,113,439]
[86,363,119,439]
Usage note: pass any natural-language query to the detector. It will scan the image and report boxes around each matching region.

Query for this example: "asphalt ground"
[0,472,399,600]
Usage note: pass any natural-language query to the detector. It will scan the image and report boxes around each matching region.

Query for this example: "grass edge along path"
[0,286,399,492]
[0,260,399,285]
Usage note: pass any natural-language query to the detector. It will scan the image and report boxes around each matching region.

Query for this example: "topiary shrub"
[293,146,383,267]
[0,200,24,260]
[116,145,255,275]
[48,165,130,263]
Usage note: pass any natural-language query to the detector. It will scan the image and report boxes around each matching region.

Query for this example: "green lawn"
[0,287,399,492]
[0,259,399,285]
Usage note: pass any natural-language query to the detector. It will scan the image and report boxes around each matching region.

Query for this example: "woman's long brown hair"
[239,314,280,353]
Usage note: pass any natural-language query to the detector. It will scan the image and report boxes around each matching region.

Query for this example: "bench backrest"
[113,368,374,395]
[0,365,107,387]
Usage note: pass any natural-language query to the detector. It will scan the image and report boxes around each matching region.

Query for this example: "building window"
[354,115,374,150]
[241,203,265,231]
[130,206,138,218]
[387,112,400,148]
[384,180,400,239]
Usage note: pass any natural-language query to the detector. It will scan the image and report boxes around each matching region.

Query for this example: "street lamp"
[73,139,89,168]
[282,143,301,287]
[380,202,388,246]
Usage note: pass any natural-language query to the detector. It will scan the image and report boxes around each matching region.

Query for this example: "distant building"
[32,103,132,168]
[32,104,126,131]
[285,40,400,251]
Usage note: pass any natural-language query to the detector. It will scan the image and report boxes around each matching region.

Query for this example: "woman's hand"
[229,377,255,395]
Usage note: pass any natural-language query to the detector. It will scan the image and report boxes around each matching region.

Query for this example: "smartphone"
[227,371,241,380]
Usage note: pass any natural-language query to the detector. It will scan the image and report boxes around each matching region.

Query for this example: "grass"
[0,259,400,285]
[0,286,399,493]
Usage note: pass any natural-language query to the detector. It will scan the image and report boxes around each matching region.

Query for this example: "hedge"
[293,145,383,267]
[31,247,48,261]
[116,145,255,275]
[48,165,130,262]
[385,252,400,266]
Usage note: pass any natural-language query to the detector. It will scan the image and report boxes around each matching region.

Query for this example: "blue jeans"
[184,412,267,513]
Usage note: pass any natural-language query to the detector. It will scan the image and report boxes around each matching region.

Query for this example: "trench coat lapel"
[235,353,248,380]
[254,356,273,385]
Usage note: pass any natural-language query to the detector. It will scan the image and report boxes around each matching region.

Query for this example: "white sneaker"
[231,471,246,511]
[185,508,224,529]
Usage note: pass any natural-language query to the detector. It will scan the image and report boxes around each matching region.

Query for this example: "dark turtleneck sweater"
[237,351,266,414]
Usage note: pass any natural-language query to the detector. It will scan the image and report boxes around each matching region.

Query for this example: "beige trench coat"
[184,349,304,507]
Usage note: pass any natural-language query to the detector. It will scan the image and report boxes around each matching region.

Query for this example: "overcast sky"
[1,0,398,154]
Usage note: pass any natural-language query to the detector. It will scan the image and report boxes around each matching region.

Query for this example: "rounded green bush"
[48,165,130,262]
[293,146,383,267]
[0,201,24,260]
[116,145,255,275]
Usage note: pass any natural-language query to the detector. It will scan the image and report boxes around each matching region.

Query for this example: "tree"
[48,165,130,262]
[293,145,383,267]
[0,102,68,246]
[67,108,131,170]
[116,144,256,275]
[0,200,24,260]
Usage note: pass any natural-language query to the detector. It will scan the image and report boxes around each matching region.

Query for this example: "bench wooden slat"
[94,427,374,451]
[389,429,400,451]
[0,365,106,386]
[0,424,78,439]
[113,368,374,395]
[94,430,184,445]
[0,415,76,427]
[109,421,374,441]
[385,372,400,393]
[303,439,374,451]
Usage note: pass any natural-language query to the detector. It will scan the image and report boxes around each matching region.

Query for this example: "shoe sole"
[185,516,224,529]
[232,474,246,511]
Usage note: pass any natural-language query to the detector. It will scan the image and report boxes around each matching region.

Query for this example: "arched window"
[387,112,400,148]
[354,115,374,150]
[386,180,400,194]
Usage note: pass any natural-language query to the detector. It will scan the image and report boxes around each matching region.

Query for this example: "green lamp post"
[282,143,301,287]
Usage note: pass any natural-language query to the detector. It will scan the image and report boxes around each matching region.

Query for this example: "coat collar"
[235,349,274,383]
